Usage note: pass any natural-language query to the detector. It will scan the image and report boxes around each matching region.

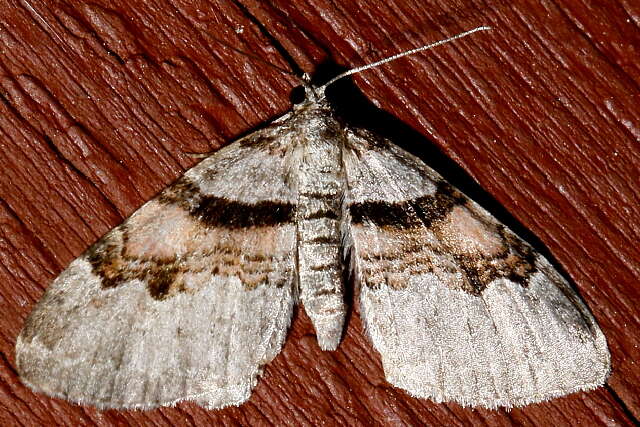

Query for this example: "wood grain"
[1,0,638,425]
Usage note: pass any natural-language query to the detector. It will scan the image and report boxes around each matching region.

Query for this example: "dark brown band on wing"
[349,182,466,228]
[159,177,296,229]
[85,176,296,300]
[350,180,538,295]
[193,196,295,228]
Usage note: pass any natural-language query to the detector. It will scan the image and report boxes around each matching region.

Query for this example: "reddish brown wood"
[1,0,638,425]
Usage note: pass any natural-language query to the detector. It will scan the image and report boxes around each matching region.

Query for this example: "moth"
[16,28,610,410]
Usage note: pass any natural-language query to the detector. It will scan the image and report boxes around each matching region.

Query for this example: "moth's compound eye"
[290,86,306,105]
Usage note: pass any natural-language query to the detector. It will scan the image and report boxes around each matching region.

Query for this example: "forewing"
[343,128,610,408]
[16,123,299,410]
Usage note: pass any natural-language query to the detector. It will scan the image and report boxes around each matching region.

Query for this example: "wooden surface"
[1,0,639,425]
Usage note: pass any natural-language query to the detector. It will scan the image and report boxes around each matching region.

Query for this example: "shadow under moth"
[15,27,610,410]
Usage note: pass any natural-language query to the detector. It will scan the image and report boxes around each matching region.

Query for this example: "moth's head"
[290,73,325,108]
[290,63,351,110]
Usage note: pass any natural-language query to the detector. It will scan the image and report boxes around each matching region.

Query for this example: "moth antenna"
[318,26,491,95]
